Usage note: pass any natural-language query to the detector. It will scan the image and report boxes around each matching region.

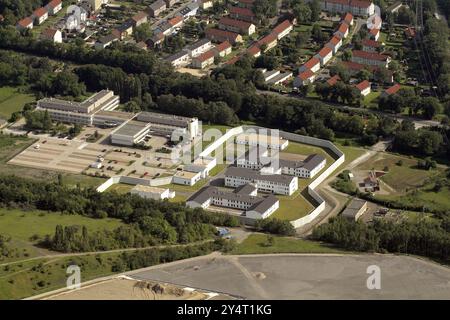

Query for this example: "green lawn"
[230,234,346,255]
[271,191,314,221]
[106,183,134,194]
[0,87,35,120]
[283,141,336,162]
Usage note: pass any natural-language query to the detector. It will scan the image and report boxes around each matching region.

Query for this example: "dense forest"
[312,216,450,263]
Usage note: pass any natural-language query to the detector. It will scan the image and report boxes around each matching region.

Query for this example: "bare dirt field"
[129,254,450,300]
[46,277,234,300]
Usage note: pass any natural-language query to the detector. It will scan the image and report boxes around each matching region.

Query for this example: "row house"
[17,17,34,30]
[355,80,371,96]
[257,33,278,52]
[380,83,401,98]
[148,0,166,17]
[293,69,316,87]
[326,35,343,54]
[186,38,212,58]
[343,12,354,26]
[368,27,380,41]
[229,6,258,23]
[351,50,391,68]
[213,41,232,58]
[191,50,215,69]
[218,17,256,35]
[40,28,62,43]
[334,22,349,38]
[271,20,293,40]
[309,0,375,17]
[206,28,243,44]
[315,46,333,66]
[362,38,380,52]
[166,50,190,68]
[33,7,49,25]
[327,74,341,86]
[131,11,148,27]
[299,57,321,73]
[247,45,261,58]
[46,0,63,16]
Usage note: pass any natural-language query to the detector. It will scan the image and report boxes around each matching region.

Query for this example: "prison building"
[136,111,199,140]
[110,120,151,146]
[235,132,289,150]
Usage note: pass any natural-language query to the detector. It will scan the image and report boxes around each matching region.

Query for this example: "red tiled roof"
[353,50,389,61]
[195,49,215,62]
[168,15,182,26]
[362,38,380,48]
[350,0,373,9]
[215,41,232,52]
[384,83,401,95]
[343,12,353,23]
[247,45,261,56]
[337,22,348,34]
[298,69,314,80]
[369,28,380,35]
[47,0,62,8]
[356,80,370,91]
[206,28,240,40]
[33,7,48,18]
[329,35,342,45]
[18,17,33,27]
[41,28,58,38]
[226,56,240,65]
[317,46,332,57]
[327,75,341,86]
[272,20,292,35]
[303,57,320,69]
[230,6,255,17]
[219,17,253,29]
[258,33,277,46]
[132,11,148,22]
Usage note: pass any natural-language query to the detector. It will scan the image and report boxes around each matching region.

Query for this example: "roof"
[384,83,401,95]
[272,20,292,35]
[168,15,183,26]
[298,69,314,80]
[317,46,332,57]
[113,120,150,137]
[303,57,320,69]
[342,198,367,219]
[343,12,353,23]
[234,183,257,195]
[41,28,59,38]
[33,7,48,17]
[215,41,232,52]
[362,38,380,48]
[219,17,253,29]
[226,56,240,65]
[329,35,342,46]
[302,154,326,171]
[132,11,148,22]
[206,28,240,40]
[150,0,166,10]
[248,195,278,215]
[352,50,389,61]
[18,17,33,27]
[132,185,168,194]
[225,166,296,185]
[137,111,194,126]
[194,49,215,62]
[247,45,261,56]
[47,0,62,8]
[337,22,349,34]
[369,28,380,35]
[350,0,373,8]
[230,6,255,17]
[355,80,370,91]
[258,33,277,46]
[165,50,190,62]
[327,74,341,86]
[187,38,211,50]
[98,33,118,44]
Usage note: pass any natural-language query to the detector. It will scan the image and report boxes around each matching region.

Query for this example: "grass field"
[230,234,346,255]
[283,141,336,161]
[0,87,35,120]
[271,191,314,221]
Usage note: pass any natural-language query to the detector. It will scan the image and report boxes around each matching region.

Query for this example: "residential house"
[315,46,333,66]
[343,12,354,26]
[351,50,390,68]
[247,45,261,57]
[164,0,178,7]
[148,0,166,17]
[299,57,320,73]
[327,74,341,86]
[95,34,118,49]
[16,17,34,30]
[294,69,316,87]
[166,50,190,68]
[32,7,48,25]
[325,35,342,54]
[168,15,183,29]
[257,33,277,52]
[186,38,212,57]
[218,17,255,35]
[206,28,243,44]
[272,20,293,40]
[381,83,401,98]
[131,11,148,27]
[147,32,165,48]
[229,6,257,23]
[213,41,232,57]
[200,0,214,10]
[114,20,134,40]
[191,49,215,69]
[178,2,199,18]
[313,0,375,17]
[368,27,380,41]
[334,22,349,38]
[40,28,62,43]
[46,0,63,15]
[266,71,293,86]
[355,80,371,96]
[362,38,380,52]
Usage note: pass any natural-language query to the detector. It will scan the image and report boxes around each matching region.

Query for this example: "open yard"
[271,191,314,221]
[0,87,35,120]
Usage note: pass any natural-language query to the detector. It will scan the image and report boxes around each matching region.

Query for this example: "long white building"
[136,112,199,140]
[225,166,298,196]
[304,0,375,17]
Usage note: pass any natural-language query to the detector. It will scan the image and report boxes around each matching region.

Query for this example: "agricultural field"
[230,234,346,255]
[0,87,35,120]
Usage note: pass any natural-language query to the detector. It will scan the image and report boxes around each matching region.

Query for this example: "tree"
[293,1,311,23]
[309,0,321,22]
[418,130,443,155]
[133,23,152,42]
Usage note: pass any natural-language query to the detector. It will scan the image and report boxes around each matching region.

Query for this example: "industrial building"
[186,184,279,219]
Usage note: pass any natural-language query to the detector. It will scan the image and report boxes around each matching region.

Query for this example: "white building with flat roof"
[235,132,289,150]
[136,111,199,140]
[110,120,151,146]
[131,185,175,200]
[173,170,202,186]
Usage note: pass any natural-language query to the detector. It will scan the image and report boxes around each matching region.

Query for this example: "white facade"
[235,133,289,150]
[173,170,202,186]
[131,185,175,200]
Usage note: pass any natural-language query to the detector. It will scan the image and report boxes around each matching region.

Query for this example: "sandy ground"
[47,277,234,300]
[129,254,450,300]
